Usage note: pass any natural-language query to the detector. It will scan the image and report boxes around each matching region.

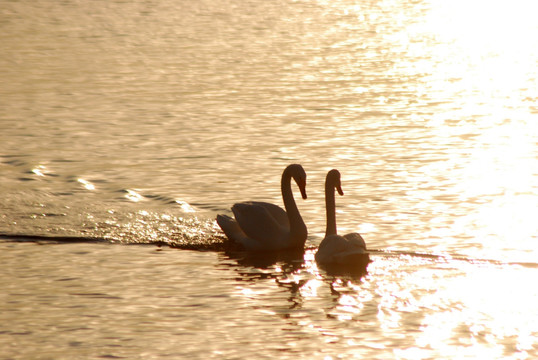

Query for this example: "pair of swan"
[216,164,367,265]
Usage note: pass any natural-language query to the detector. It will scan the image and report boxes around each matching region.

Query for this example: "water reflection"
[417,116,538,261]
[2,0,538,357]
[415,262,538,357]
[325,278,372,322]
[219,246,371,323]
[224,248,305,271]
[219,240,538,357]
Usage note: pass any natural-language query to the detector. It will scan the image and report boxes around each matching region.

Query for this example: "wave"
[0,232,230,251]
[367,249,538,269]
[2,232,537,269]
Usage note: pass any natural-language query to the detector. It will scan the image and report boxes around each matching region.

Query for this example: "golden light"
[31,165,46,177]
[391,0,538,262]
[77,178,95,190]
[125,189,144,202]
[415,264,538,358]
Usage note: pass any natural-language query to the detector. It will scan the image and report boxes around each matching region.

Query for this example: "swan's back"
[231,202,289,244]
[236,201,289,229]
[343,232,366,250]
[315,234,367,265]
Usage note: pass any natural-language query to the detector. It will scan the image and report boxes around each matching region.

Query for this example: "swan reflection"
[219,245,372,320]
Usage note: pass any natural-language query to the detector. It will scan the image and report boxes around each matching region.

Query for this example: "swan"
[216,164,308,251]
[315,169,368,265]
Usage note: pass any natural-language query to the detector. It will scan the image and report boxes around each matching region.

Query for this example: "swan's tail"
[216,214,245,244]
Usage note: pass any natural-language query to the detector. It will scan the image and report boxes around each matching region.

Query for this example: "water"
[1,0,538,358]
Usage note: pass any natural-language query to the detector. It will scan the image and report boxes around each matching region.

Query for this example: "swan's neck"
[282,171,307,248]
[325,179,337,237]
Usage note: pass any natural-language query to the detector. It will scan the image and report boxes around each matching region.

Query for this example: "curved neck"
[281,170,307,247]
[325,178,337,237]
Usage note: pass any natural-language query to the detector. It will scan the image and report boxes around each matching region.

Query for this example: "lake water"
[1,0,537,358]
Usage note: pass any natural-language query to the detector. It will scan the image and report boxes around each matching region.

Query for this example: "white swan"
[216,164,308,251]
[315,169,368,265]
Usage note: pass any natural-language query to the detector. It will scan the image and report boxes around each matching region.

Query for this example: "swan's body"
[315,169,368,265]
[216,164,308,251]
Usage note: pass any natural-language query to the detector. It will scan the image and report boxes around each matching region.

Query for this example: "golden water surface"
[1,0,537,358]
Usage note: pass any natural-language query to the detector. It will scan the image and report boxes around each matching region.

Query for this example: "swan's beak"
[298,179,307,200]
[336,184,344,196]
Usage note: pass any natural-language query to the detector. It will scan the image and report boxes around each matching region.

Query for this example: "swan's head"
[287,164,307,200]
[327,169,344,196]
